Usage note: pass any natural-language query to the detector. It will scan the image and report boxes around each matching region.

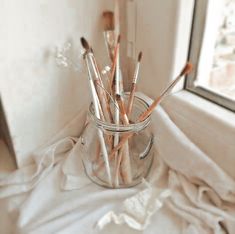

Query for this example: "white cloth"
[0,94,235,234]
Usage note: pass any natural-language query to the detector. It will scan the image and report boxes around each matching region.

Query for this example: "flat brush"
[102,11,115,61]
[114,0,120,36]
[127,51,143,117]
[103,11,114,34]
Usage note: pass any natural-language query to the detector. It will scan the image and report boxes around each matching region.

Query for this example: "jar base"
[82,150,155,189]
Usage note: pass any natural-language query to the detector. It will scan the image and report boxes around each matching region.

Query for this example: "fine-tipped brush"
[81,37,91,53]
[90,48,114,123]
[110,35,121,94]
[111,35,123,185]
[126,52,143,117]
[81,37,113,123]
[138,62,193,121]
[82,46,112,186]
[102,11,115,61]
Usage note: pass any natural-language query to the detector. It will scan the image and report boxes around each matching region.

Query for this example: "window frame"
[185,0,235,112]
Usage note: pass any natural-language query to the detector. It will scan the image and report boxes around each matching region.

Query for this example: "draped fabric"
[0,94,234,234]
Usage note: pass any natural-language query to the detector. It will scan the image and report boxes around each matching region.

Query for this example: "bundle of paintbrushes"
[80,10,193,188]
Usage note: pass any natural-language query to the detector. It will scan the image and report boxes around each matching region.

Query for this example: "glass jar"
[80,94,154,188]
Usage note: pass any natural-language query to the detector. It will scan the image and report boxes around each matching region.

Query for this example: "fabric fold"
[151,105,235,203]
[0,93,235,234]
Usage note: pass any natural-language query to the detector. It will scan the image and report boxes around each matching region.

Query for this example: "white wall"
[135,0,194,98]
[0,0,115,166]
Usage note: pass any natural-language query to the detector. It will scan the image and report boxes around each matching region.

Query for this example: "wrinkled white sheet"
[0,94,235,234]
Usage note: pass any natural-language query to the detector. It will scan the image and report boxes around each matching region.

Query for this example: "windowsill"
[161,90,235,179]
[163,90,235,130]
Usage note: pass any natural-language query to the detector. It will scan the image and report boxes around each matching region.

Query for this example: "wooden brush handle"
[96,95,133,182]
[120,142,132,184]
[110,37,120,91]
[138,62,193,121]
[116,95,129,124]
[115,95,132,185]
[96,132,133,172]
[138,96,161,121]
[126,83,137,117]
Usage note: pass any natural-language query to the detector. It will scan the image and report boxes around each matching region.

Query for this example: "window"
[186,0,235,112]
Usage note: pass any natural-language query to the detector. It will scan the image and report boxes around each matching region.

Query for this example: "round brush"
[81,37,112,186]
[81,37,113,123]
[138,62,193,121]
[126,51,143,117]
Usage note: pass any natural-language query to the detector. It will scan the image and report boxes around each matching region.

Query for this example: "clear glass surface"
[80,94,154,188]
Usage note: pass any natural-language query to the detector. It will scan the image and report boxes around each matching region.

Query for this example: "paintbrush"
[138,62,193,121]
[112,36,121,168]
[111,35,123,185]
[81,37,113,123]
[126,52,143,117]
[110,35,121,95]
[82,48,112,186]
[102,11,115,61]
[116,94,129,124]
[96,62,193,171]
[113,0,124,95]
[115,94,132,186]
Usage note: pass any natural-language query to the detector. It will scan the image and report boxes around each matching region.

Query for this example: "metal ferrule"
[132,63,140,84]
[86,52,99,80]
[103,31,115,60]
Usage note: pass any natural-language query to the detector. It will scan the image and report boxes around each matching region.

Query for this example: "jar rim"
[88,95,151,132]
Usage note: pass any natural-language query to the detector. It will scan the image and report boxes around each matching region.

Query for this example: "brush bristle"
[117,35,121,44]
[115,94,121,101]
[80,37,90,51]
[138,52,143,62]
[180,62,193,76]
[102,11,114,31]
